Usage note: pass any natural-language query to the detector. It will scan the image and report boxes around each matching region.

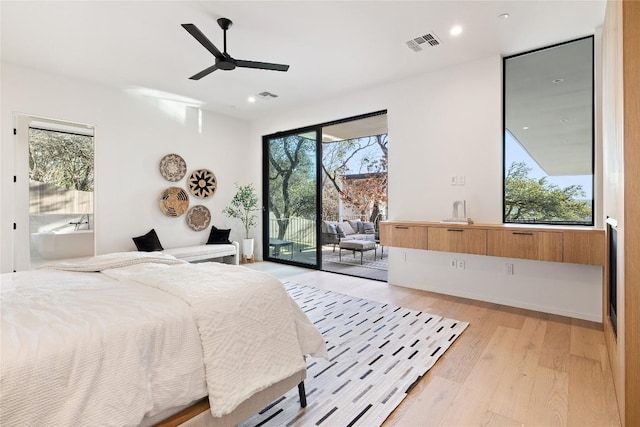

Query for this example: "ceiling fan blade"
[189,64,220,80]
[236,59,289,72]
[182,23,224,60]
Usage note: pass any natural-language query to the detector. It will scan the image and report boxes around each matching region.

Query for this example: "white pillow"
[340,221,356,235]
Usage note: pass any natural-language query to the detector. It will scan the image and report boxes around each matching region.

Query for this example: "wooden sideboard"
[379,221,605,266]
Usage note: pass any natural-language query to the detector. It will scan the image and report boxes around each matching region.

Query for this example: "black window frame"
[502,36,595,227]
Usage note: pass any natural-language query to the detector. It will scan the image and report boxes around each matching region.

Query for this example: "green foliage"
[268,135,317,238]
[223,183,259,239]
[267,132,388,238]
[505,161,591,223]
[29,128,94,191]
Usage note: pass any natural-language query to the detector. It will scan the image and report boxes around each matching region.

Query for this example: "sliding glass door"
[263,129,320,267]
[263,111,388,278]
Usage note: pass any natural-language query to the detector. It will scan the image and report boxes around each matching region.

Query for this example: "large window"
[503,37,594,226]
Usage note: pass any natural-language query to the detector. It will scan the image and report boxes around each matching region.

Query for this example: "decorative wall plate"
[186,205,211,231]
[159,186,189,217]
[159,154,187,182]
[188,169,217,199]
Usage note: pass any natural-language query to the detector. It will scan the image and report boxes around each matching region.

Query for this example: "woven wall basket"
[159,153,187,182]
[188,169,217,199]
[159,186,189,217]
[186,205,211,231]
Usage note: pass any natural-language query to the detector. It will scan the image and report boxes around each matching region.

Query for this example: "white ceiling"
[506,37,594,176]
[0,1,606,122]
[322,114,388,142]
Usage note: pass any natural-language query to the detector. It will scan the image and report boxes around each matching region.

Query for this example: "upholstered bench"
[163,241,239,265]
[338,240,377,265]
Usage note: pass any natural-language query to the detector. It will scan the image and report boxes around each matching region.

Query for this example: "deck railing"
[268,214,387,253]
[322,214,387,223]
[269,217,316,254]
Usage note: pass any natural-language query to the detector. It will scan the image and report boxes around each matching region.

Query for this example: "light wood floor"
[246,262,622,427]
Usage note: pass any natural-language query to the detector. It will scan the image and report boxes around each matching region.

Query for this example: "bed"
[0,252,327,426]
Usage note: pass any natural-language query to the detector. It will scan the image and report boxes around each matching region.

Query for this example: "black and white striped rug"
[240,283,468,427]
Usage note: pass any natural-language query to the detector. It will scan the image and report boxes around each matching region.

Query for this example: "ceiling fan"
[182,18,290,80]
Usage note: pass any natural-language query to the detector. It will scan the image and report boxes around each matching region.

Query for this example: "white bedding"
[37,250,187,271]
[103,261,327,417]
[0,253,326,426]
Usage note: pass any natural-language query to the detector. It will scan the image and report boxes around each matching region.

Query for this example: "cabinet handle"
[395,226,409,229]
[512,232,533,236]
[447,229,464,232]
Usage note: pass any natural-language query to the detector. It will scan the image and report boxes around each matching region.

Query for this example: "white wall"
[252,55,603,322]
[1,63,260,272]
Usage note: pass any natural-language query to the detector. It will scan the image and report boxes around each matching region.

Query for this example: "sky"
[504,131,593,199]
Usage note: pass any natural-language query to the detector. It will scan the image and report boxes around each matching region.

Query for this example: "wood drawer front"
[487,230,563,262]
[379,223,393,247]
[563,231,605,265]
[388,225,428,250]
[427,227,487,255]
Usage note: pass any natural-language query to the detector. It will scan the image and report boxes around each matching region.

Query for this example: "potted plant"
[223,183,259,258]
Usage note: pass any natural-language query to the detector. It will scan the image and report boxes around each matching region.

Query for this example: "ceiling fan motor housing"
[216,57,236,71]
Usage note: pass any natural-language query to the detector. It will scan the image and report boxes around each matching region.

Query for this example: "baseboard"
[391,282,602,323]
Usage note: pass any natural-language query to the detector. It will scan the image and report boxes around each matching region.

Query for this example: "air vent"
[406,33,442,52]
[257,91,279,100]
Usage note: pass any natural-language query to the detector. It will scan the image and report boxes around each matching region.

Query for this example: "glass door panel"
[319,115,388,281]
[264,130,319,267]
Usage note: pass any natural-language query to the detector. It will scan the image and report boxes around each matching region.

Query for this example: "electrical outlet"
[505,263,514,275]
[457,259,465,270]
[450,258,457,269]
[457,175,465,186]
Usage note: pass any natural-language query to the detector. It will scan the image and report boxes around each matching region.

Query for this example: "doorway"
[263,111,388,281]
[13,114,95,270]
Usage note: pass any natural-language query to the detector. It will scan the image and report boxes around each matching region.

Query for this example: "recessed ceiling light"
[247,96,256,103]
[498,13,510,19]
[450,25,463,36]
[522,126,529,130]
[552,78,564,84]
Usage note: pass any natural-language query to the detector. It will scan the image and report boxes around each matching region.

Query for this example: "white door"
[13,114,31,271]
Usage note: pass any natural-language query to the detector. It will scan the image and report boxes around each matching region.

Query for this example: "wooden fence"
[29,180,93,214]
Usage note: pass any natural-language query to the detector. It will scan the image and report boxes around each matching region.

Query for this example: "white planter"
[242,238,254,258]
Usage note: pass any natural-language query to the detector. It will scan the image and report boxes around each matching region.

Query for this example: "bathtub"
[31,229,95,260]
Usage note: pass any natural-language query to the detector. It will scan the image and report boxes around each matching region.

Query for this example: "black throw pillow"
[132,229,164,252]
[207,225,232,245]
